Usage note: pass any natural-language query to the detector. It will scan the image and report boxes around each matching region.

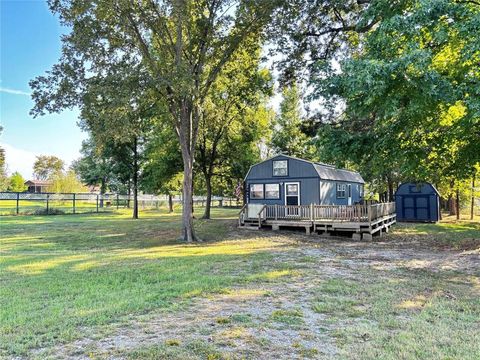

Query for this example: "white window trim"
[250,184,264,199]
[265,183,280,199]
[273,160,288,177]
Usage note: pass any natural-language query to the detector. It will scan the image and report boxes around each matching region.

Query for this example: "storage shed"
[395,182,440,222]
[244,154,365,208]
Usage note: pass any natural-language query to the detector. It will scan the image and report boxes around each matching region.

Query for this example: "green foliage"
[271,83,316,159]
[30,0,279,239]
[300,0,480,197]
[47,170,88,194]
[33,155,64,181]
[72,139,116,194]
[195,42,273,208]
[142,123,183,196]
[7,172,27,192]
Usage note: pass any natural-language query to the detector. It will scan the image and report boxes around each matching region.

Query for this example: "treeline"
[27,1,479,239]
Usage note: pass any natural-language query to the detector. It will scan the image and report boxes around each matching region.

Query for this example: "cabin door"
[347,184,352,205]
[285,182,300,216]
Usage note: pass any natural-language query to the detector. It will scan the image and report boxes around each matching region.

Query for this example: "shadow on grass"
[0,248,293,356]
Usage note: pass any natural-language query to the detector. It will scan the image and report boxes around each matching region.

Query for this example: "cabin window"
[273,160,288,176]
[250,184,264,199]
[265,184,280,199]
[336,183,346,198]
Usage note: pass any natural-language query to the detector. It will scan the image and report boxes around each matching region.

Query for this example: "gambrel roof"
[245,154,365,183]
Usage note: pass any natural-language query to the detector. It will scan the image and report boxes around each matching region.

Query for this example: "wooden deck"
[238,203,396,240]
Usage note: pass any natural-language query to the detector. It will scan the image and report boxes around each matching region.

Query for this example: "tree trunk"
[168,193,174,213]
[202,174,212,219]
[100,178,106,208]
[181,155,197,242]
[456,188,460,220]
[448,181,456,215]
[471,175,476,220]
[127,180,131,208]
[387,179,394,202]
[132,138,139,219]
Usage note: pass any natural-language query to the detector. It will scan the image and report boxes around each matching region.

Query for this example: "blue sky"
[1,0,86,178]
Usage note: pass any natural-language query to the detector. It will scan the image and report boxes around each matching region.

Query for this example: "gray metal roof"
[244,154,365,183]
[313,163,365,183]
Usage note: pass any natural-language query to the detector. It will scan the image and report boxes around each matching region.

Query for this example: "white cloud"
[0,87,31,96]
[1,143,36,179]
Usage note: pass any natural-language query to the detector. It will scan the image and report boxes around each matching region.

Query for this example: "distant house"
[24,180,52,193]
[244,154,365,207]
[87,185,101,193]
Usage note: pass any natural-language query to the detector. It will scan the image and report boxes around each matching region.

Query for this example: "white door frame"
[284,182,300,206]
[347,184,352,205]
[284,182,300,216]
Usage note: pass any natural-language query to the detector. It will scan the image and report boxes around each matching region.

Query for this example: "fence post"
[96,194,99,213]
[16,192,20,215]
[73,193,76,214]
[117,194,119,210]
[310,203,314,221]
[46,194,50,215]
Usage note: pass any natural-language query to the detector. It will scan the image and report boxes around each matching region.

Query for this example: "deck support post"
[305,226,311,235]
[352,233,362,241]
[272,224,280,231]
[363,233,373,241]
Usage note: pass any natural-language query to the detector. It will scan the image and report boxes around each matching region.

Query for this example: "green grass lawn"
[0,199,121,215]
[1,209,479,359]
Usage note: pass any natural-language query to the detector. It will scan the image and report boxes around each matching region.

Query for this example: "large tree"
[31,0,278,241]
[273,0,480,201]
[78,64,156,219]
[270,83,315,159]
[196,43,273,219]
[314,0,480,195]
[72,139,116,199]
[33,155,64,180]
[142,122,183,213]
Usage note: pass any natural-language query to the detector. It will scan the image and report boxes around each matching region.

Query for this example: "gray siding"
[319,180,363,205]
[247,178,320,205]
[245,155,364,206]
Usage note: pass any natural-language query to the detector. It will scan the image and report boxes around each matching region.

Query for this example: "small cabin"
[395,182,440,222]
[24,180,52,193]
[244,155,365,208]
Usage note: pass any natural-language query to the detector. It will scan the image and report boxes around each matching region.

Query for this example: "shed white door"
[347,184,352,205]
[285,182,300,216]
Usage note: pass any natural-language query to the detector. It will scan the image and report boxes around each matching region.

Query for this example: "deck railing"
[244,202,396,224]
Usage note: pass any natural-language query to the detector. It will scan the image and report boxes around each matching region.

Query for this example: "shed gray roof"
[313,163,365,183]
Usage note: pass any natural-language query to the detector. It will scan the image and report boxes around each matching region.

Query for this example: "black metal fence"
[0,192,242,216]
